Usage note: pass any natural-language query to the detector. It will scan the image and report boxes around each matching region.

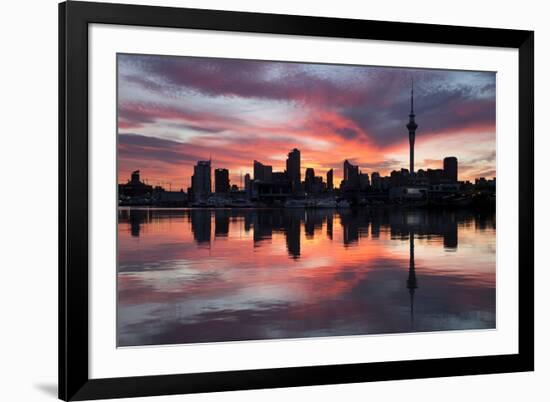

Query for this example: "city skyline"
[118,54,496,190]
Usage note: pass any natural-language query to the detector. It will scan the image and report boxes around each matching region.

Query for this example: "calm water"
[117,207,496,347]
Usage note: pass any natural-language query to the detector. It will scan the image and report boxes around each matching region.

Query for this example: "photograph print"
[117,54,496,347]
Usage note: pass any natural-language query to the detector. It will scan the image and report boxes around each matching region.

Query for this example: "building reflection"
[118,208,489,255]
[214,210,229,237]
[284,209,303,259]
[326,212,333,240]
[190,209,211,245]
[118,208,152,237]
[118,207,496,341]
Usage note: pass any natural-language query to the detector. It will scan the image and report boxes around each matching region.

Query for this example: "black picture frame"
[59,1,534,400]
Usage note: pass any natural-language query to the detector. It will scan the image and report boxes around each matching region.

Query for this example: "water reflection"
[117,208,496,346]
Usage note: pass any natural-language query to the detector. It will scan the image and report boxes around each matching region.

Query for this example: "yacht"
[337,200,351,208]
[227,199,254,208]
[284,199,308,208]
[316,199,337,208]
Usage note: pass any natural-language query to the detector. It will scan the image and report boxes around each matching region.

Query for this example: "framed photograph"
[59,1,534,400]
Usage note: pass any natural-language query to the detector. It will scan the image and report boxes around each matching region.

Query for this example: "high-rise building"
[253,160,273,182]
[343,159,360,190]
[131,170,140,184]
[406,80,418,174]
[304,167,315,193]
[191,160,211,200]
[286,148,301,193]
[359,172,370,190]
[244,173,251,199]
[214,168,230,193]
[426,168,444,185]
[443,156,458,182]
[326,169,334,191]
[371,172,381,190]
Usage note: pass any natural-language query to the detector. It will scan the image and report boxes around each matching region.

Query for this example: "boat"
[284,199,308,208]
[316,199,337,208]
[207,198,226,207]
[337,200,351,208]
[226,199,254,208]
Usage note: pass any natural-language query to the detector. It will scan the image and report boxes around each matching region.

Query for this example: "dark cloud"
[118,133,199,165]
[335,127,360,140]
[118,54,496,154]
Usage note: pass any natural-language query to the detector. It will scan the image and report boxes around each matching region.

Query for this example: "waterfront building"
[327,169,334,190]
[371,172,381,190]
[343,159,360,190]
[286,148,301,193]
[214,168,230,193]
[119,170,153,197]
[426,168,445,185]
[191,160,211,200]
[359,172,370,190]
[244,173,251,197]
[272,172,288,182]
[253,160,273,182]
[443,156,458,182]
[304,167,315,193]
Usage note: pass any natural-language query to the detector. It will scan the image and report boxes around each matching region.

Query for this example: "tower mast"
[406,79,418,175]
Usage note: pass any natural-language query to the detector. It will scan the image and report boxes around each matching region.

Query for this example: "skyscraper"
[343,159,359,190]
[371,172,381,190]
[359,172,370,190]
[406,80,418,174]
[191,160,211,200]
[443,156,458,182]
[326,169,334,191]
[304,167,315,193]
[286,148,301,193]
[253,160,273,182]
[214,168,230,193]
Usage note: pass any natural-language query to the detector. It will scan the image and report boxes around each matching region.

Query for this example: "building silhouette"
[253,160,273,182]
[406,80,418,174]
[371,172,381,190]
[326,169,334,190]
[214,168,230,193]
[342,159,360,190]
[244,173,251,195]
[359,172,370,190]
[286,148,301,193]
[443,156,458,182]
[304,167,315,193]
[191,160,211,200]
[119,170,153,197]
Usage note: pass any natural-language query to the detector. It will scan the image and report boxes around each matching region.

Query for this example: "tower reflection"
[118,207,473,257]
[117,207,496,346]
[407,232,418,327]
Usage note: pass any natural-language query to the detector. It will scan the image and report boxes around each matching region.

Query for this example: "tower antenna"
[406,78,418,174]
[410,77,414,113]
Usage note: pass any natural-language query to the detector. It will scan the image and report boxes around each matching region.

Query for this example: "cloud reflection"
[117,208,495,346]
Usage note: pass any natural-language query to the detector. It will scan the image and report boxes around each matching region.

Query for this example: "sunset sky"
[117,54,496,190]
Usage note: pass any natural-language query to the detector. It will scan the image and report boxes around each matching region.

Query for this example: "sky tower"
[406,80,418,174]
